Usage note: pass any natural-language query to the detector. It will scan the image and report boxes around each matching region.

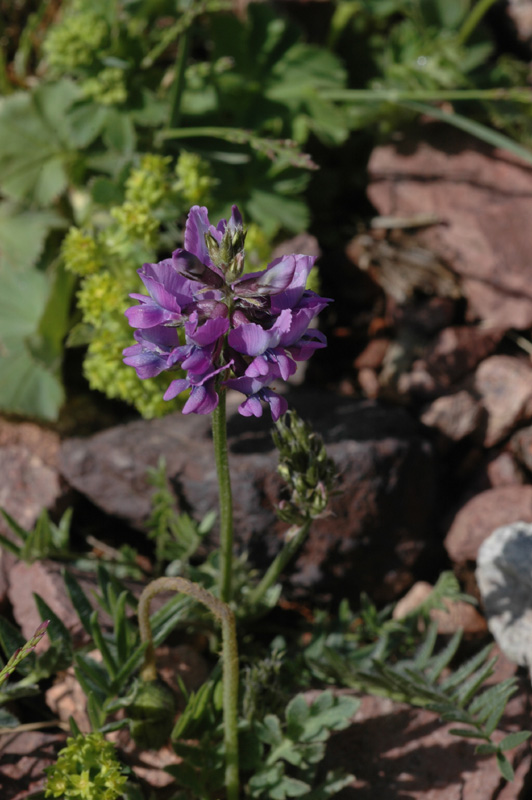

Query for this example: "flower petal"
[232,256,298,298]
[184,206,213,265]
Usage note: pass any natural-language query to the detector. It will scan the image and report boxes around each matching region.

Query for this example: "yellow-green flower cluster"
[111,201,159,248]
[84,324,170,418]
[62,228,104,276]
[44,732,127,800]
[43,10,109,72]
[126,155,171,207]
[82,67,128,106]
[76,272,124,327]
[61,151,219,418]
[174,151,217,208]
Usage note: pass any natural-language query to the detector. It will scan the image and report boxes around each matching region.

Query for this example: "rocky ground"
[4,102,532,800]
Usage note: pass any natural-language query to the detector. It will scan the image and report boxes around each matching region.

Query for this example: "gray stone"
[59,392,437,604]
[476,521,532,668]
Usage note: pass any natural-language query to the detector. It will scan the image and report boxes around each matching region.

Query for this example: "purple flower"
[123,205,331,419]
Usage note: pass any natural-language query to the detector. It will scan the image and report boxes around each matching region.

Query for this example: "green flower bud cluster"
[43,9,109,73]
[77,272,124,327]
[174,151,218,208]
[84,323,170,418]
[44,732,127,800]
[242,223,271,270]
[125,155,172,207]
[82,67,128,107]
[62,228,104,277]
[111,201,159,248]
[273,410,337,524]
[61,153,198,418]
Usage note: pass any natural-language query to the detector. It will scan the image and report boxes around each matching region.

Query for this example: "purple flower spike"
[123,204,331,419]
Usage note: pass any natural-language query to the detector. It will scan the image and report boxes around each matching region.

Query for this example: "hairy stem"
[212,389,234,603]
[138,577,239,800]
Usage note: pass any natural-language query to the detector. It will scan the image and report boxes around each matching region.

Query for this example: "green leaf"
[496,751,515,782]
[89,610,117,680]
[499,731,532,751]
[286,693,309,738]
[0,269,64,419]
[475,742,498,755]
[398,101,532,168]
[0,204,65,273]
[0,618,33,677]
[33,594,72,647]
[63,570,94,635]
[0,707,19,727]
[102,109,136,154]
[0,80,81,204]
[0,508,29,545]
[66,102,110,149]
[246,189,309,235]
[448,727,488,740]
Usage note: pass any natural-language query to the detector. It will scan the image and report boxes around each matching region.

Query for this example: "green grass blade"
[397,101,532,167]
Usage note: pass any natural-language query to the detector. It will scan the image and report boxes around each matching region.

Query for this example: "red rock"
[445,485,532,563]
[475,355,532,446]
[421,391,481,442]
[368,125,532,328]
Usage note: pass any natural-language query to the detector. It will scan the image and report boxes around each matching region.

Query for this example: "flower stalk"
[246,519,312,610]
[212,387,235,603]
[138,577,240,800]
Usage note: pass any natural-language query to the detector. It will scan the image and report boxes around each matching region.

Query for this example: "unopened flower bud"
[205,231,221,265]
[273,410,337,524]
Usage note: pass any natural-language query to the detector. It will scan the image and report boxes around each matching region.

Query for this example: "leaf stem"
[138,577,239,800]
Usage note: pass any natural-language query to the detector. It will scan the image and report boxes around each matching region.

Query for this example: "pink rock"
[0,730,64,800]
[424,326,502,387]
[510,424,532,473]
[0,420,63,605]
[324,655,529,800]
[445,485,532,563]
[368,125,532,328]
[393,581,487,635]
[421,391,481,441]
[485,451,525,488]
[475,355,532,446]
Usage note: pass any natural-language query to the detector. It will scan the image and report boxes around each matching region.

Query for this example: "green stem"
[168,10,192,130]
[138,577,239,800]
[319,87,532,103]
[212,389,234,604]
[458,0,500,44]
[246,519,312,610]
